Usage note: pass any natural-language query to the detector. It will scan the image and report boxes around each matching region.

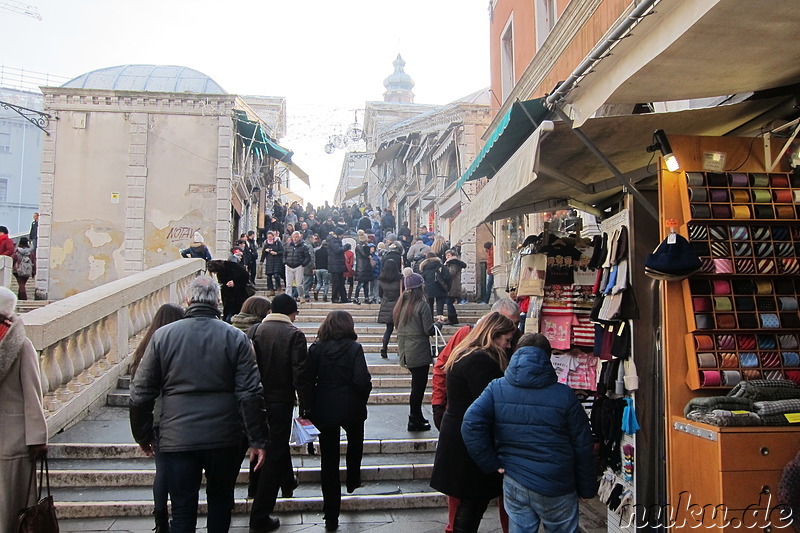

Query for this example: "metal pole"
[551,106,659,221]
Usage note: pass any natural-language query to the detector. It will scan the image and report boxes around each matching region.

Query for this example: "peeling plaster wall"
[39,88,235,299]
[144,113,220,268]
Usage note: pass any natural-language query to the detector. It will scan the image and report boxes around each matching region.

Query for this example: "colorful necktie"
[713,259,733,274]
[760,313,780,328]
[735,259,755,274]
[729,226,749,240]
[729,173,749,187]
[700,371,722,387]
[697,353,717,368]
[688,224,708,240]
[760,352,781,368]
[751,226,770,240]
[758,335,777,349]
[722,370,742,386]
[779,335,799,349]
[737,335,757,350]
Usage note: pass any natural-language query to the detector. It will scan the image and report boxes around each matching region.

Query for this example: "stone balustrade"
[1,255,11,288]
[20,258,206,434]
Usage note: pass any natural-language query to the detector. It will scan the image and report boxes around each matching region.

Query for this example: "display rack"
[675,169,800,389]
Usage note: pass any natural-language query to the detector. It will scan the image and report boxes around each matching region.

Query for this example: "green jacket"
[396,299,434,369]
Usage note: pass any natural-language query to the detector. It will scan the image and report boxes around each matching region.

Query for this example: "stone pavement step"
[55,507,505,533]
[53,481,446,518]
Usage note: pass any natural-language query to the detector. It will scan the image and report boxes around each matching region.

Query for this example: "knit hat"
[333,227,345,236]
[403,267,424,290]
[271,293,298,315]
[358,229,368,242]
[194,231,204,243]
[377,242,387,250]
[385,233,397,242]
[644,233,701,281]
[0,286,17,317]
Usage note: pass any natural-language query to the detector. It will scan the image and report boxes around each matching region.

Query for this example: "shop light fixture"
[647,129,680,172]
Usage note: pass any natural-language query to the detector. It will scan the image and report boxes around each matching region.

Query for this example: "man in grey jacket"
[130,276,269,533]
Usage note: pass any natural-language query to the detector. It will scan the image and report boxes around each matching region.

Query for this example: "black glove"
[432,404,446,430]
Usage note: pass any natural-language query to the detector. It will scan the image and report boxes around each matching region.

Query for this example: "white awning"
[450,97,787,240]
[371,143,403,167]
[562,0,800,127]
[342,182,367,201]
[450,121,554,242]
[280,161,310,186]
[430,129,455,162]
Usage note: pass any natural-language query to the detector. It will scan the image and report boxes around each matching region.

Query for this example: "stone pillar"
[124,113,148,273]
[35,103,57,299]
[215,113,234,258]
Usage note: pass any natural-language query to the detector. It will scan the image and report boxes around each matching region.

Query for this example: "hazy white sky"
[1,0,491,205]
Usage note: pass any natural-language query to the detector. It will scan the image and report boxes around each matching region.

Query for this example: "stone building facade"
[37,65,292,299]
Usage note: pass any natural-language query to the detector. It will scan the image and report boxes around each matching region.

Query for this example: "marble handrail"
[0,255,11,288]
[20,258,206,434]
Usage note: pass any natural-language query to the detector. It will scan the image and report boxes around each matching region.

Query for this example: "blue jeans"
[303,273,314,298]
[315,269,330,298]
[483,273,494,303]
[161,445,243,533]
[503,474,579,533]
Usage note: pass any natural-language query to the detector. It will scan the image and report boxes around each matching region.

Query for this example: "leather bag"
[17,457,59,533]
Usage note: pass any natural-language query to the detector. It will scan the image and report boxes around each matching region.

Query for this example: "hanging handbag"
[17,457,59,533]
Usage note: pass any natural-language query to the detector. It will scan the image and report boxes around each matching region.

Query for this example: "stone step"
[53,483,446,518]
[117,374,428,391]
[48,438,439,460]
[107,389,431,407]
[48,461,436,488]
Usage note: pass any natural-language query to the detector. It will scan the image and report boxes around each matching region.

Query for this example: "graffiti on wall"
[166,226,201,242]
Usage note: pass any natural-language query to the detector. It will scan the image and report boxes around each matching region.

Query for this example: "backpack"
[14,251,34,278]
[435,265,451,292]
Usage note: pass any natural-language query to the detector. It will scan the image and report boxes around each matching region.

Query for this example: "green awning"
[233,110,293,162]
[456,98,549,188]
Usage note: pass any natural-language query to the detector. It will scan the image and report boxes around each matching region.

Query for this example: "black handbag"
[17,457,59,533]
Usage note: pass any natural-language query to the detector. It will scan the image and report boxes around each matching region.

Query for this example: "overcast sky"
[1,0,491,205]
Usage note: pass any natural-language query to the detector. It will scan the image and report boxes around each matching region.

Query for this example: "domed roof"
[383,54,415,92]
[62,65,226,94]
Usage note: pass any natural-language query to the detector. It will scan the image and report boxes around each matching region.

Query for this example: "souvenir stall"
[660,135,800,530]
[507,206,648,530]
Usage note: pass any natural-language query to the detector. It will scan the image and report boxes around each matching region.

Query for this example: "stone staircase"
[47,301,491,519]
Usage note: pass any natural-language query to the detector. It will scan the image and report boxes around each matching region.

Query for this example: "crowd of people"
[122,270,599,533]
[184,200,474,327]
[0,213,40,301]
[1,204,598,533]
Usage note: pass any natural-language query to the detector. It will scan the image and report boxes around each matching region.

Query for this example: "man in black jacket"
[249,294,313,532]
[243,230,259,283]
[130,276,268,533]
[284,231,311,302]
[327,227,349,303]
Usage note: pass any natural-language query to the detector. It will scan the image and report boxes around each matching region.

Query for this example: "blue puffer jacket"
[461,346,597,498]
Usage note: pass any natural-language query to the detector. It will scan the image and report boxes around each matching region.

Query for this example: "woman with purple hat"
[393,268,435,431]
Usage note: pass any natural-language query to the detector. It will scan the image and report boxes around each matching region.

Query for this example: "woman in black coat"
[260,231,284,294]
[353,235,374,304]
[430,312,517,532]
[206,259,250,323]
[419,253,449,318]
[376,259,402,358]
[308,311,372,531]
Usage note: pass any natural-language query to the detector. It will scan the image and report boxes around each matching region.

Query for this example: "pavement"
[57,508,504,532]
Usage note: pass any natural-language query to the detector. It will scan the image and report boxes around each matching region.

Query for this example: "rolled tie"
[697,353,717,368]
[686,173,705,186]
[721,370,742,387]
[736,335,757,350]
[716,334,735,349]
[738,352,759,367]
[700,370,722,387]
[781,352,800,366]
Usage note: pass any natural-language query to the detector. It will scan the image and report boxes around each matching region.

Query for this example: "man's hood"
[504,346,558,389]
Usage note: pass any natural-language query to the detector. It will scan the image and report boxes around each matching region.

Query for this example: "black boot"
[380,348,388,358]
[407,414,431,432]
[448,316,459,325]
[314,291,319,301]
[154,510,170,533]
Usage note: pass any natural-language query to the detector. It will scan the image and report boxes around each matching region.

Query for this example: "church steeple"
[383,54,415,103]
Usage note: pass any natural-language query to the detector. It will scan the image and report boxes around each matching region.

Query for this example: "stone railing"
[0,255,11,288]
[21,258,206,434]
